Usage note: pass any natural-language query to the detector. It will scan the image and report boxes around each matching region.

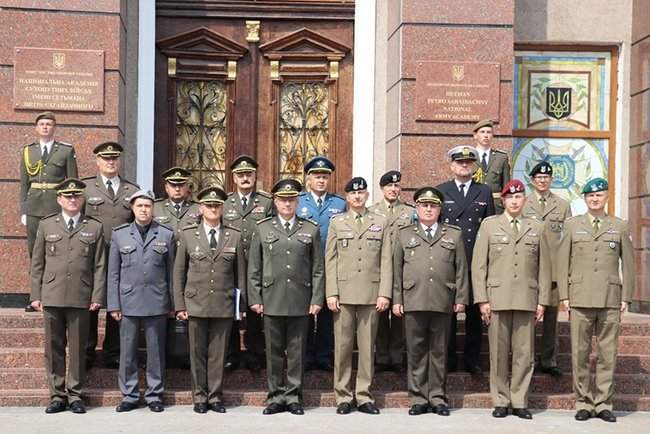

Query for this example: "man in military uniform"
[153,167,201,236]
[436,146,495,375]
[83,142,139,369]
[325,177,392,415]
[174,186,247,414]
[522,161,572,378]
[222,155,273,371]
[248,178,324,415]
[108,190,175,413]
[392,187,469,416]
[30,178,105,414]
[472,179,551,420]
[557,178,635,423]
[369,170,413,373]
[298,156,346,371]
[471,119,510,214]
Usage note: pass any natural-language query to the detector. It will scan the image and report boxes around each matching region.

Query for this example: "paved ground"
[0,406,648,433]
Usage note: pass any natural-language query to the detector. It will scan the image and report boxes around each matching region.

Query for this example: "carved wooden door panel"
[154,2,354,195]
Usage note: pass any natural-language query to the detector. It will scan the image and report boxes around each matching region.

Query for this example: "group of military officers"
[24,113,633,423]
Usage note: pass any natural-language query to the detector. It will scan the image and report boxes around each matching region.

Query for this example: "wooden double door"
[153,2,355,195]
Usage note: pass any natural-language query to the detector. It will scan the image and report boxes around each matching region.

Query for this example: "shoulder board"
[256,216,274,225]
[156,222,173,232]
[181,223,200,231]
[123,179,140,188]
[399,223,417,232]
[483,215,499,222]
[41,212,59,220]
[444,224,462,231]
[330,193,345,201]
[81,175,97,181]
[24,142,38,149]
[255,190,271,198]
[298,217,319,227]
[402,201,415,208]
[55,141,73,147]
[332,213,347,221]
[154,198,165,203]
[492,148,508,155]
[566,215,581,223]
[223,224,241,232]
[82,215,102,224]
[226,191,236,198]
[113,223,130,231]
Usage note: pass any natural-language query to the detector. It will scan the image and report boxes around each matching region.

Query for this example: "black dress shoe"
[358,402,380,415]
[25,304,36,313]
[287,403,304,415]
[208,402,226,413]
[148,401,164,412]
[492,407,508,418]
[408,404,428,415]
[263,403,286,415]
[512,408,532,419]
[336,402,352,414]
[432,403,450,416]
[574,409,592,421]
[540,366,563,378]
[597,409,616,422]
[465,365,483,376]
[45,401,66,414]
[115,401,138,412]
[316,361,334,372]
[193,403,208,414]
[69,401,86,414]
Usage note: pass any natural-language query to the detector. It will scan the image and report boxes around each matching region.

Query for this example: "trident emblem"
[546,87,571,120]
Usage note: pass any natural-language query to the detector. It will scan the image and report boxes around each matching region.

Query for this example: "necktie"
[68,218,74,232]
[242,196,248,209]
[317,197,323,209]
[425,227,433,241]
[593,217,600,234]
[174,203,181,215]
[42,146,49,162]
[459,183,466,197]
[355,213,363,229]
[511,218,519,235]
[481,153,488,171]
[209,228,217,249]
[539,196,547,210]
[284,221,291,233]
[388,204,394,216]
[106,180,115,199]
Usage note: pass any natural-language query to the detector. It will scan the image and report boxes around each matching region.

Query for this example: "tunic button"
[429,267,433,271]
[210,290,214,294]
[514,274,518,278]
[358,258,362,261]
[243,219,246,222]
[468,229,472,232]
[429,257,433,260]
[429,278,433,282]
[286,265,291,269]
[211,269,214,273]
[68,247,73,251]
[358,269,362,273]
[287,238,291,241]
[286,250,291,254]
[287,278,291,282]
[210,280,214,283]
[144,271,147,275]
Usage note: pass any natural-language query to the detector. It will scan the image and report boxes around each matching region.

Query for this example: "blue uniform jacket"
[297,192,346,249]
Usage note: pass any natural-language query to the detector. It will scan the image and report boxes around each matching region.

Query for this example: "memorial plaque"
[13,47,104,112]
[415,61,500,122]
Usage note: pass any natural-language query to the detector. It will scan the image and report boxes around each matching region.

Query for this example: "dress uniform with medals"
[108,190,175,413]
[20,112,78,256]
[248,179,324,415]
[471,119,511,214]
[174,186,246,414]
[325,177,392,415]
[298,156,346,370]
[83,142,140,368]
[436,146,495,375]
[369,170,414,372]
[557,178,635,423]
[472,179,551,420]
[521,161,572,377]
[153,167,201,236]
[30,179,105,414]
[392,187,469,416]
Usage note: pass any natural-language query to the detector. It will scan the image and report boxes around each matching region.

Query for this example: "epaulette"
[330,193,345,201]
[492,148,508,155]
[181,223,200,231]
[154,198,165,203]
[255,190,272,199]
[482,215,499,222]
[122,179,140,188]
[403,201,415,208]
[113,222,130,231]
[81,215,102,224]
[331,212,347,221]
[223,224,241,232]
[55,141,73,147]
[566,215,581,223]
[24,142,38,149]
[444,223,462,231]
[41,212,59,220]
[399,223,417,232]
[256,216,274,225]
[298,217,319,227]
[156,222,174,232]
[81,175,97,181]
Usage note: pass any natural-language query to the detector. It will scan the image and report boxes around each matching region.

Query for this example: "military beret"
[529,161,553,177]
[198,186,227,204]
[472,119,494,132]
[35,111,56,123]
[305,156,335,174]
[344,177,368,192]
[93,141,123,157]
[230,155,258,173]
[501,179,526,197]
[413,187,444,205]
[56,178,86,196]
[379,170,401,187]
[162,166,191,184]
[582,177,608,194]
[129,189,156,204]
[448,145,478,161]
[271,178,302,197]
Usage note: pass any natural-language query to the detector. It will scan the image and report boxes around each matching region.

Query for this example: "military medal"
[342,239,348,248]
[609,242,616,249]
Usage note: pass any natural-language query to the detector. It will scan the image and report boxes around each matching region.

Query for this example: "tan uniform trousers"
[43,307,90,403]
[334,304,379,405]
[488,310,535,408]
[570,307,620,413]
[188,317,233,405]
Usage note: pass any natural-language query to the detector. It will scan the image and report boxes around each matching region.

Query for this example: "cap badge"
[316,160,325,167]
[510,185,516,193]
[392,174,398,182]
[107,145,113,152]
[68,182,75,189]
[462,147,470,156]
[174,171,181,177]
[210,191,217,197]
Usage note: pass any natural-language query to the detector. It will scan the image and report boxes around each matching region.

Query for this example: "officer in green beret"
[557,178,635,423]
[471,119,511,214]
[153,167,201,236]
[30,178,105,414]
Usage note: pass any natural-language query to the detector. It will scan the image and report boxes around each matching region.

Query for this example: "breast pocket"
[79,237,95,257]
[152,245,168,266]
[189,251,207,272]
[366,234,382,250]
[45,234,63,256]
[47,158,66,177]
[437,241,456,262]
[264,238,280,255]
[524,236,539,255]
[297,235,313,253]
[601,234,621,256]
[488,235,509,256]
[119,245,137,267]
[337,232,354,249]
[86,197,105,213]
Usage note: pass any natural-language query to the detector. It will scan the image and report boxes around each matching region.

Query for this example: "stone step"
[1,388,649,411]
[0,367,647,395]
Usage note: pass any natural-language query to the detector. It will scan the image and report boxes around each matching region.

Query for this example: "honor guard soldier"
[471,119,511,214]
[83,142,139,369]
[522,161,572,378]
[436,146,495,375]
[108,190,175,413]
[325,177,392,415]
[557,178,635,423]
[298,156,346,371]
[472,179,551,420]
[153,167,201,235]
[174,186,246,414]
[248,178,324,416]
[222,155,273,371]
[369,170,414,373]
[392,187,469,416]
[29,178,105,414]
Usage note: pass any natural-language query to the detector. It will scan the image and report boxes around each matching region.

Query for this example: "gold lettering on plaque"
[245,20,261,43]
[168,57,177,77]
[227,61,237,80]
[52,53,65,70]
[452,65,464,82]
